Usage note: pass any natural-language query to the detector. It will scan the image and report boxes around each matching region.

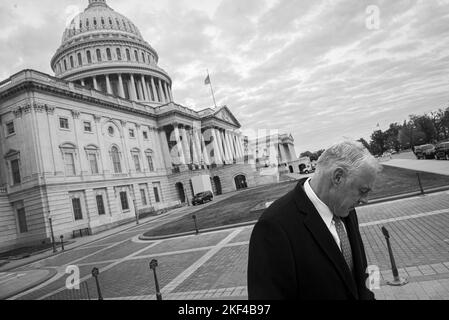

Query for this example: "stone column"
[158,79,165,103]
[180,125,191,165]
[93,115,107,175]
[191,128,201,165]
[168,85,174,102]
[222,130,232,163]
[136,78,144,101]
[173,124,186,166]
[199,129,211,166]
[81,79,85,86]
[225,130,236,161]
[141,75,150,102]
[119,120,131,173]
[150,77,158,102]
[118,74,125,98]
[158,127,173,169]
[164,82,171,102]
[216,129,227,164]
[129,74,138,101]
[93,76,99,91]
[106,75,112,94]
[145,78,154,101]
[211,128,223,165]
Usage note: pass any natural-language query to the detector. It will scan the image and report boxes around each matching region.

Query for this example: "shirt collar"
[303,177,335,229]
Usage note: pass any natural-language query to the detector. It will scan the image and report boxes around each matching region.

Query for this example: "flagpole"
[207,69,217,108]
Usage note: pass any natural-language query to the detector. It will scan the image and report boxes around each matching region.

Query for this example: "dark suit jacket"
[247,179,375,300]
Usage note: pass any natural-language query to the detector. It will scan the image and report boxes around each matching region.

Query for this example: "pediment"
[212,106,241,127]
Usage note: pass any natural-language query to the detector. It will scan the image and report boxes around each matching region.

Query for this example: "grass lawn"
[143,166,449,237]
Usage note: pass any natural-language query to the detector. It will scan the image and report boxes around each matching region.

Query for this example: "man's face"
[331,164,377,218]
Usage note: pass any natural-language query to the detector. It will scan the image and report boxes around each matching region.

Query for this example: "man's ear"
[332,167,345,186]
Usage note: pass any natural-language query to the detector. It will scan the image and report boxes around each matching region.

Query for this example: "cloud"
[1,0,449,155]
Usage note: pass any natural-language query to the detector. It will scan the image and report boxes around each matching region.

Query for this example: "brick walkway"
[8,191,449,300]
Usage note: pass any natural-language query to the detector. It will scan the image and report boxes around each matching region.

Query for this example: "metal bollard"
[91,267,103,300]
[381,227,408,286]
[416,172,425,195]
[149,259,162,300]
[49,217,57,253]
[192,215,199,235]
[60,235,65,251]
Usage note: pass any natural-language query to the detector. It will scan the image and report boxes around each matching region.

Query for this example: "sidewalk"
[383,159,449,176]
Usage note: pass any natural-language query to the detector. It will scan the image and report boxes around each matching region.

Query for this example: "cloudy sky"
[2,0,449,154]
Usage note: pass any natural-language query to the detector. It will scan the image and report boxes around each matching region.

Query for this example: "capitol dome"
[51,0,173,106]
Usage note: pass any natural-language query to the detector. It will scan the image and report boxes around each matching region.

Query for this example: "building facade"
[0,0,277,252]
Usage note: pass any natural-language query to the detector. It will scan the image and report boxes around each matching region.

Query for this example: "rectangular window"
[72,198,83,220]
[133,154,141,172]
[6,121,15,135]
[153,185,160,203]
[17,207,28,233]
[96,195,106,215]
[59,117,69,129]
[147,155,154,172]
[64,152,76,176]
[140,189,147,206]
[11,159,21,184]
[88,153,99,174]
[84,122,92,132]
[120,191,129,210]
[143,131,148,140]
[129,129,135,138]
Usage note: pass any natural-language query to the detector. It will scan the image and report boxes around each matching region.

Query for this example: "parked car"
[414,144,435,159]
[192,191,214,206]
[435,141,449,160]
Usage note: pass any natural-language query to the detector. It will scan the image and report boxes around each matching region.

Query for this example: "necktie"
[333,216,354,273]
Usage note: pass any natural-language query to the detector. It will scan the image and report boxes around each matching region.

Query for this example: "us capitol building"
[0,0,298,252]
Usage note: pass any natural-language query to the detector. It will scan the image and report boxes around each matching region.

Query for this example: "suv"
[414,144,435,159]
[435,141,449,160]
[192,191,214,206]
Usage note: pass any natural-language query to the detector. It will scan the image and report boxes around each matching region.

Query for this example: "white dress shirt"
[303,178,346,251]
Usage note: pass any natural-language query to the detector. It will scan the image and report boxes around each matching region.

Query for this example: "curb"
[139,220,258,241]
[138,186,449,241]
[1,268,58,300]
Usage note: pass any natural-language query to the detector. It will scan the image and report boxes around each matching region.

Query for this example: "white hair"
[315,140,382,177]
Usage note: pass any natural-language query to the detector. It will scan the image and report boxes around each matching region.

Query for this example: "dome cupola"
[51,0,173,107]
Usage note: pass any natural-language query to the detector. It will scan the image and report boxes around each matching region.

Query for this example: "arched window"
[134,50,139,62]
[109,18,113,26]
[106,48,112,61]
[101,18,105,26]
[126,49,131,61]
[63,59,67,71]
[145,149,154,172]
[86,50,92,64]
[110,146,121,173]
[116,48,122,60]
[122,19,127,30]
[148,54,151,64]
[96,49,102,62]
[93,18,97,26]
[86,19,89,28]
[70,56,74,68]
[80,20,83,30]
[142,52,145,63]
[77,53,82,66]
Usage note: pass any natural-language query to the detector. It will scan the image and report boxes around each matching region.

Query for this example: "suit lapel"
[293,180,359,299]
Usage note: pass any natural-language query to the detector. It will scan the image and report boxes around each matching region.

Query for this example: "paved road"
[6,189,449,300]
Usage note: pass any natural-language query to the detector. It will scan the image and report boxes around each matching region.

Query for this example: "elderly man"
[248,140,381,300]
